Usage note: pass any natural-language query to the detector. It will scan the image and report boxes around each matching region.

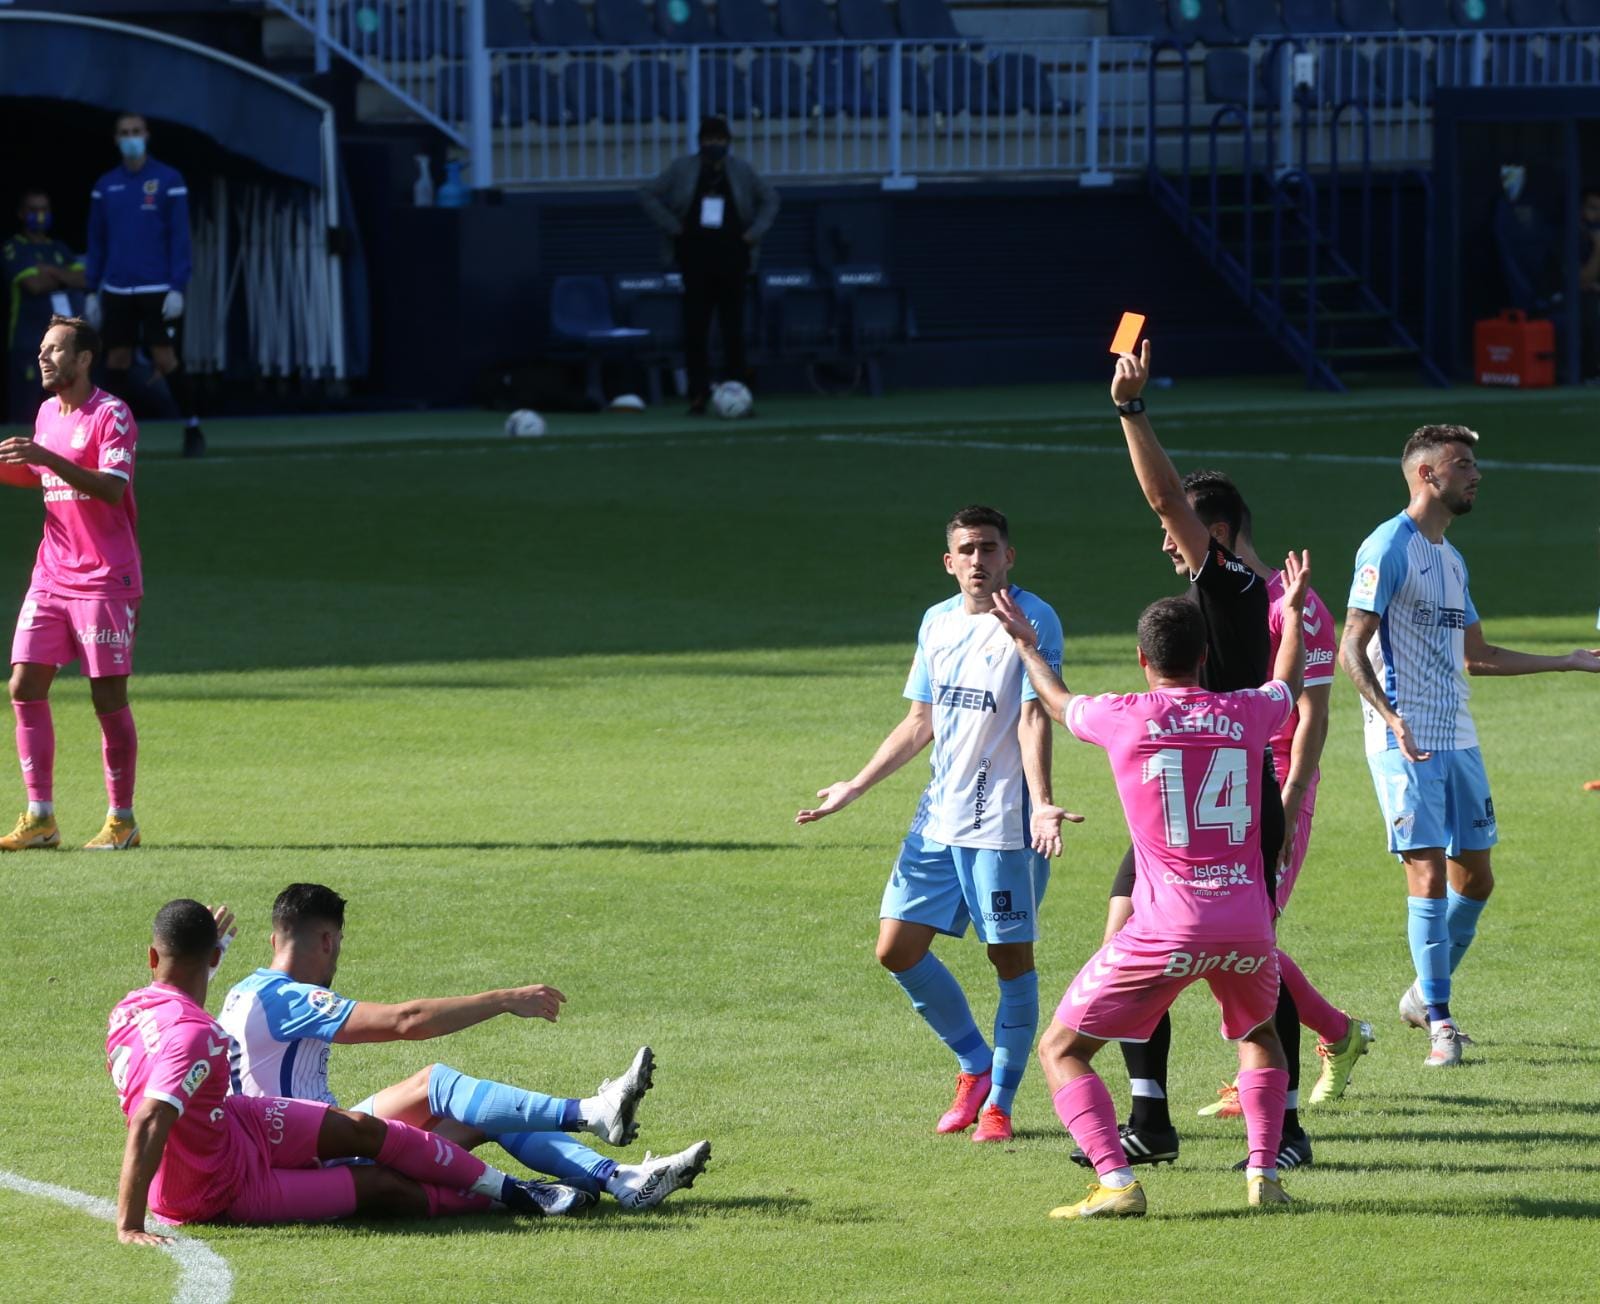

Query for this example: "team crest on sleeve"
[307,989,342,1017]
[1353,564,1379,603]
[181,1058,210,1097]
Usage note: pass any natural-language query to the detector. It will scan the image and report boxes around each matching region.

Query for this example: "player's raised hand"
[118,1227,174,1247]
[1030,803,1085,857]
[992,588,1038,648]
[504,984,567,1022]
[1111,339,1151,404]
[1565,648,1600,672]
[796,781,861,824]
[1389,712,1432,763]
[1280,549,1312,610]
[210,904,238,945]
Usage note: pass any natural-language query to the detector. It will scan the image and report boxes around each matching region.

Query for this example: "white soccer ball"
[711,381,753,420]
[505,409,546,438]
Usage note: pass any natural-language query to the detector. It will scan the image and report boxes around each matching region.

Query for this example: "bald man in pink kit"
[0,314,142,851]
[991,551,1312,1219]
[108,898,588,1246]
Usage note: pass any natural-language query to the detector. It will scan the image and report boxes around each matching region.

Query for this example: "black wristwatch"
[1115,397,1146,416]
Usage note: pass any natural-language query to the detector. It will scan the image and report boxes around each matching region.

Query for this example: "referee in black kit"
[639,117,779,415]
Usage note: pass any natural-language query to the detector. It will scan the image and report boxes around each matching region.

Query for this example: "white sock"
[1246,1166,1279,1181]
[1129,1077,1165,1099]
[111,807,134,821]
[1428,1018,1456,1033]
[1285,1089,1299,1109]
[603,1167,633,1196]
[27,801,52,817]
[469,1165,511,1201]
[1098,1167,1137,1190]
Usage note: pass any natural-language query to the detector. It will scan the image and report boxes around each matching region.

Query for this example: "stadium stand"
[714,0,778,42]
[777,0,839,41]
[838,0,902,41]
[1338,0,1402,32]
[657,0,716,41]
[595,0,663,45]
[896,0,964,41]
[1282,0,1342,30]
[529,0,599,45]
[749,53,812,117]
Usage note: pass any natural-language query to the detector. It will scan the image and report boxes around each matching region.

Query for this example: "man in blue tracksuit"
[86,113,204,457]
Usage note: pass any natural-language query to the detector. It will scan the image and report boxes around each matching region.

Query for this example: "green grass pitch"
[0,379,1598,1302]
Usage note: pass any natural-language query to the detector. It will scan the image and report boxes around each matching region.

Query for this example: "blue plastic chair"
[1395,0,1453,24]
[874,55,933,115]
[563,61,624,121]
[1566,0,1600,20]
[595,0,663,45]
[529,0,599,45]
[485,0,534,45]
[1281,0,1341,31]
[716,0,778,41]
[813,48,873,115]
[1506,0,1570,22]
[838,0,900,41]
[897,0,963,40]
[623,59,688,121]
[930,52,992,114]
[1109,0,1172,36]
[1338,0,1400,30]
[697,55,752,116]
[777,0,838,39]
[1451,0,1508,27]
[750,54,812,117]
[657,0,715,41]
[1226,0,1287,37]
[1203,48,1255,102]
[1169,0,1240,44]
[990,52,1048,113]
[549,276,649,408]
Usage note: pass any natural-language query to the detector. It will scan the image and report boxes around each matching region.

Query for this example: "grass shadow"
[156,839,807,854]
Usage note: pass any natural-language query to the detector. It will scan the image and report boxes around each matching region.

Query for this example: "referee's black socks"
[1122,1015,1174,1132]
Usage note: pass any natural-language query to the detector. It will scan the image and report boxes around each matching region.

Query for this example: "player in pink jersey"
[108,898,590,1247]
[0,315,142,852]
[991,551,1312,1217]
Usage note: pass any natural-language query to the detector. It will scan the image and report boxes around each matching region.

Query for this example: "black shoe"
[1231,1127,1313,1172]
[501,1177,597,1217]
[1069,1122,1181,1169]
[182,425,206,458]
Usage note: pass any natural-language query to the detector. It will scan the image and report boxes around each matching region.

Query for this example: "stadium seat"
[657,0,716,41]
[1203,47,1256,103]
[1566,0,1600,21]
[612,273,683,403]
[1225,0,1287,37]
[1109,0,1172,36]
[759,269,834,359]
[1282,0,1341,30]
[401,6,464,60]
[623,58,688,121]
[839,0,901,40]
[499,65,570,123]
[1170,0,1241,46]
[778,0,838,40]
[715,0,778,41]
[342,1,395,60]
[697,55,752,116]
[485,0,534,46]
[990,52,1049,113]
[875,55,935,115]
[595,0,664,45]
[813,48,874,115]
[1507,0,1571,23]
[1374,45,1434,102]
[1338,0,1401,30]
[897,0,964,41]
[750,54,812,117]
[831,265,907,397]
[1396,0,1453,23]
[931,52,994,114]
[1451,0,1509,26]
[550,276,649,409]
[1317,49,1377,103]
[529,0,599,46]
[563,60,625,121]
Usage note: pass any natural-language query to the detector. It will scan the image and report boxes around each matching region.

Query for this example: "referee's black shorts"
[100,292,172,353]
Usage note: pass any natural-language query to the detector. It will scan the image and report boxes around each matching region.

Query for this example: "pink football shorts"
[1056,930,1280,1043]
[222,1095,358,1224]
[11,587,138,677]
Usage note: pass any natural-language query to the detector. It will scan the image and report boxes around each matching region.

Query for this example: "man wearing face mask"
[4,191,86,424]
[85,113,204,458]
[639,117,779,415]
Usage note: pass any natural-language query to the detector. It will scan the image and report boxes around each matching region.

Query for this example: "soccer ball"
[505,409,546,438]
[711,381,753,420]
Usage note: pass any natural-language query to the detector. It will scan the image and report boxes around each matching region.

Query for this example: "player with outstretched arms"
[109,899,592,1247]
[1339,425,1600,1068]
[991,551,1312,1216]
[797,505,1074,1144]
[219,883,709,1210]
[0,315,143,851]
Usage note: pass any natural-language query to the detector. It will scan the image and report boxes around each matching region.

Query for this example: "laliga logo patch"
[307,989,341,1017]
[1353,564,1379,603]
[181,1058,210,1097]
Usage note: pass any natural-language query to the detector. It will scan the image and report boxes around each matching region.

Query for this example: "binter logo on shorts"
[1161,949,1270,977]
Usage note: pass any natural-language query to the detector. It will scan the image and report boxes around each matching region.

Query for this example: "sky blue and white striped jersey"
[218,968,357,1106]
[1348,511,1480,756]
[904,586,1063,850]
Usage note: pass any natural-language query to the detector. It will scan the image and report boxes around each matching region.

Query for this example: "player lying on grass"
[110,899,590,1246]
[991,552,1312,1217]
[218,883,709,1211]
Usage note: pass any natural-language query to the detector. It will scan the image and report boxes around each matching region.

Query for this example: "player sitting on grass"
[219,883,708,1211]
[992,552,1312,1217]
[110,899,589,1246]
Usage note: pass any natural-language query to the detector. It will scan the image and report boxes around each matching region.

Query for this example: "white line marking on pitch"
[0,1169,232,1304]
